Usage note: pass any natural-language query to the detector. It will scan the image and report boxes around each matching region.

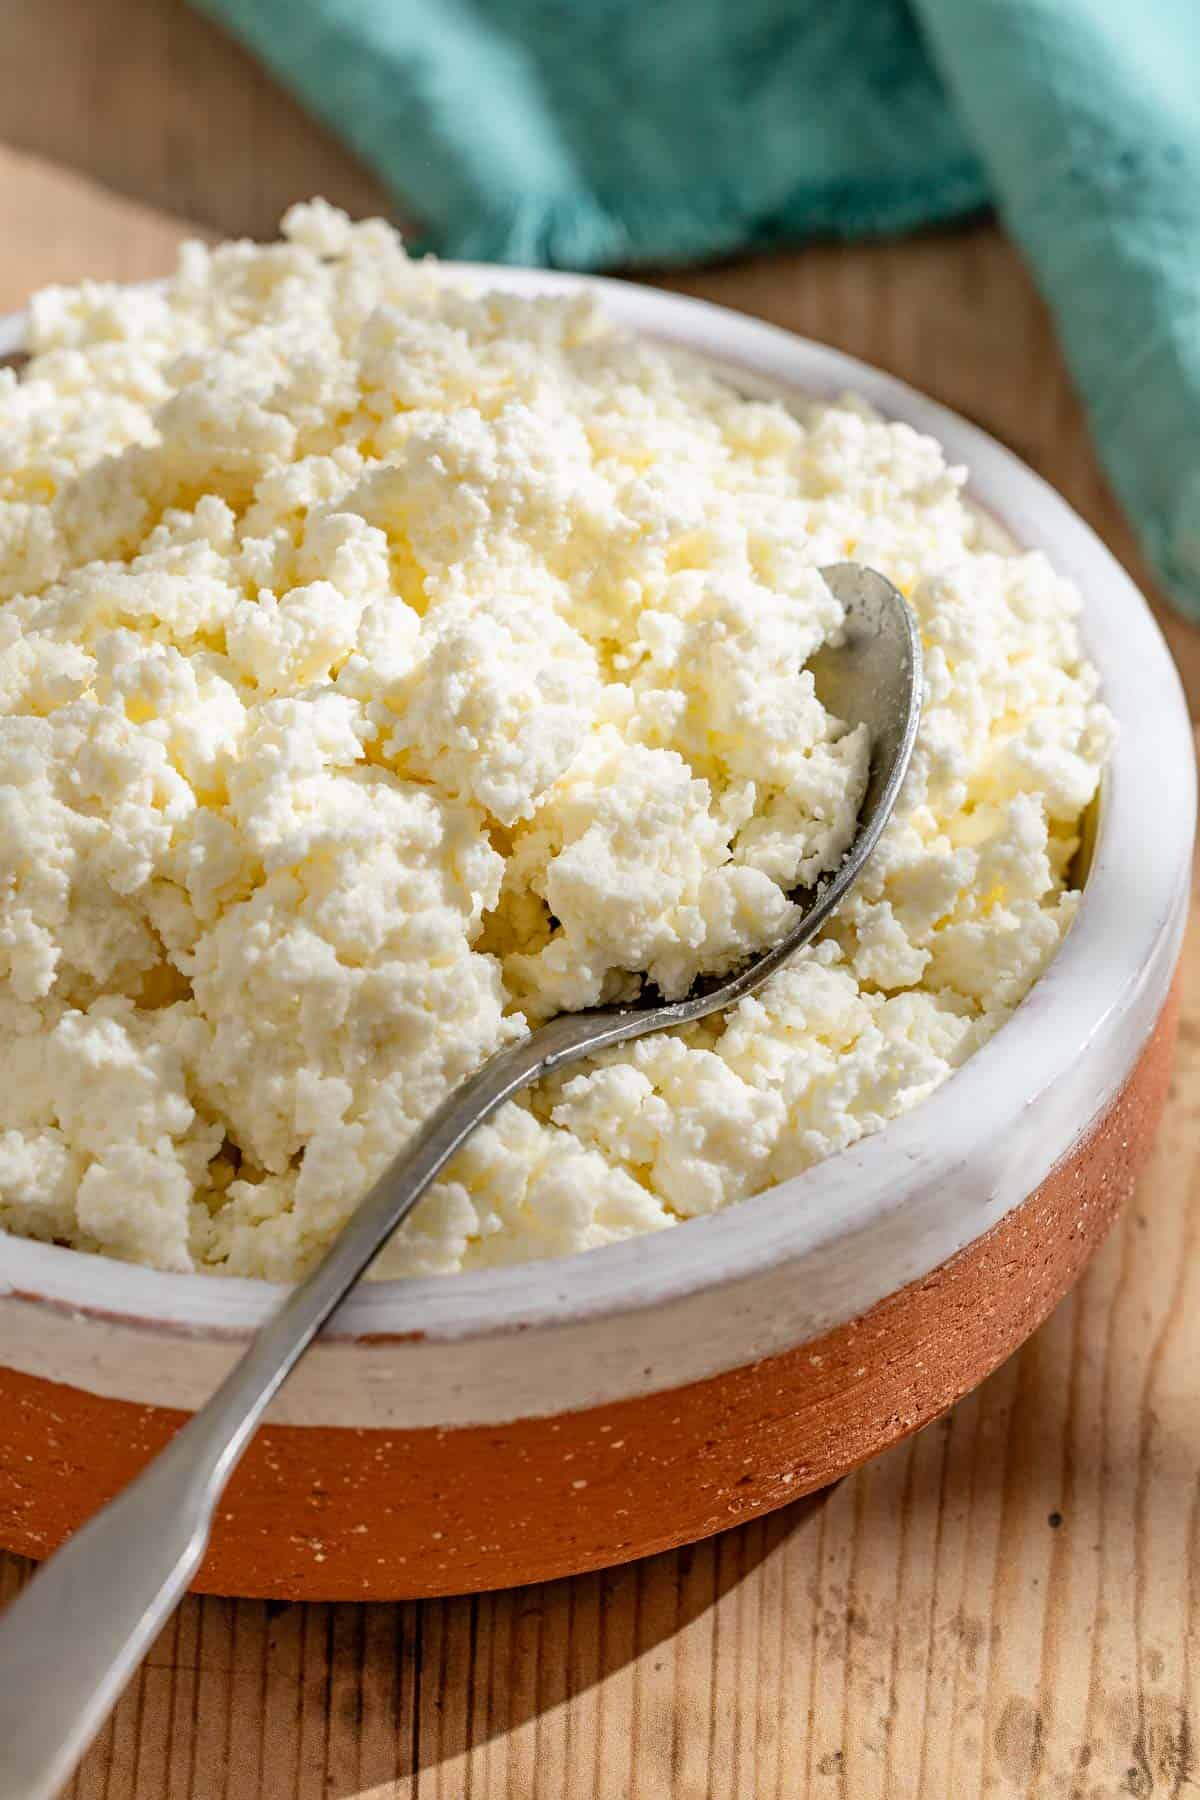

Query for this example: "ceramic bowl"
[0,274,1192,1600]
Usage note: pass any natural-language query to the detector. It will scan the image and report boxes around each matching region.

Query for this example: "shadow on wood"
[332,1488,833,1793]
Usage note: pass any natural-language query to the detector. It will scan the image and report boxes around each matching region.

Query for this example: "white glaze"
[0,273,1191,1428]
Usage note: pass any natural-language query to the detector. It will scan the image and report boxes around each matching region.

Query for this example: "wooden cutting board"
[0,99,1197,1800]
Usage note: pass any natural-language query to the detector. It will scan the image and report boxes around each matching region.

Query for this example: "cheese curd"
[0,205,1114,1279]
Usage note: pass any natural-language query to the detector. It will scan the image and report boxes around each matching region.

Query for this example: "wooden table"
[1,8,1198,1793]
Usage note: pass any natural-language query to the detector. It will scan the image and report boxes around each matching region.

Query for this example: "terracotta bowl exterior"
[0,276,1192,1600]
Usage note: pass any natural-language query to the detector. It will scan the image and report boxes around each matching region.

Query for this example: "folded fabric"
[193,0,1200,617]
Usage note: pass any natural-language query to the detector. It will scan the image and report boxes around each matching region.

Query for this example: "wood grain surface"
[0,8,1198,1792]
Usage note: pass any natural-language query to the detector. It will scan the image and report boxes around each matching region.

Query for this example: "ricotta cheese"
[0,204,1114,1278]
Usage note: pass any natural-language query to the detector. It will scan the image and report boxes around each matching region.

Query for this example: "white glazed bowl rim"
[0,268,1192,1346]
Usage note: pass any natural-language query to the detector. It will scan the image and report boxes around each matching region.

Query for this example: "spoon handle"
[0,1017,610,1800]
[0,561,920,1795]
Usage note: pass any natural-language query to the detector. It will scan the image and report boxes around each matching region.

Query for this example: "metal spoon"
[0,562,920,1800]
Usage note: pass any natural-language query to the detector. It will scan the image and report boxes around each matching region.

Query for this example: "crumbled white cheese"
[0,204,1114,1278]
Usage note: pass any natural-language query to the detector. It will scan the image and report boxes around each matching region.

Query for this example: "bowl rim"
[0,266,1193,1346]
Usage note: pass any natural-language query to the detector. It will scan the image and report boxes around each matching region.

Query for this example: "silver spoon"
[0,562,920,1800]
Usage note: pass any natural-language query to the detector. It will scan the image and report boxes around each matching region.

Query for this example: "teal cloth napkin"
[193,0,1200,617]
